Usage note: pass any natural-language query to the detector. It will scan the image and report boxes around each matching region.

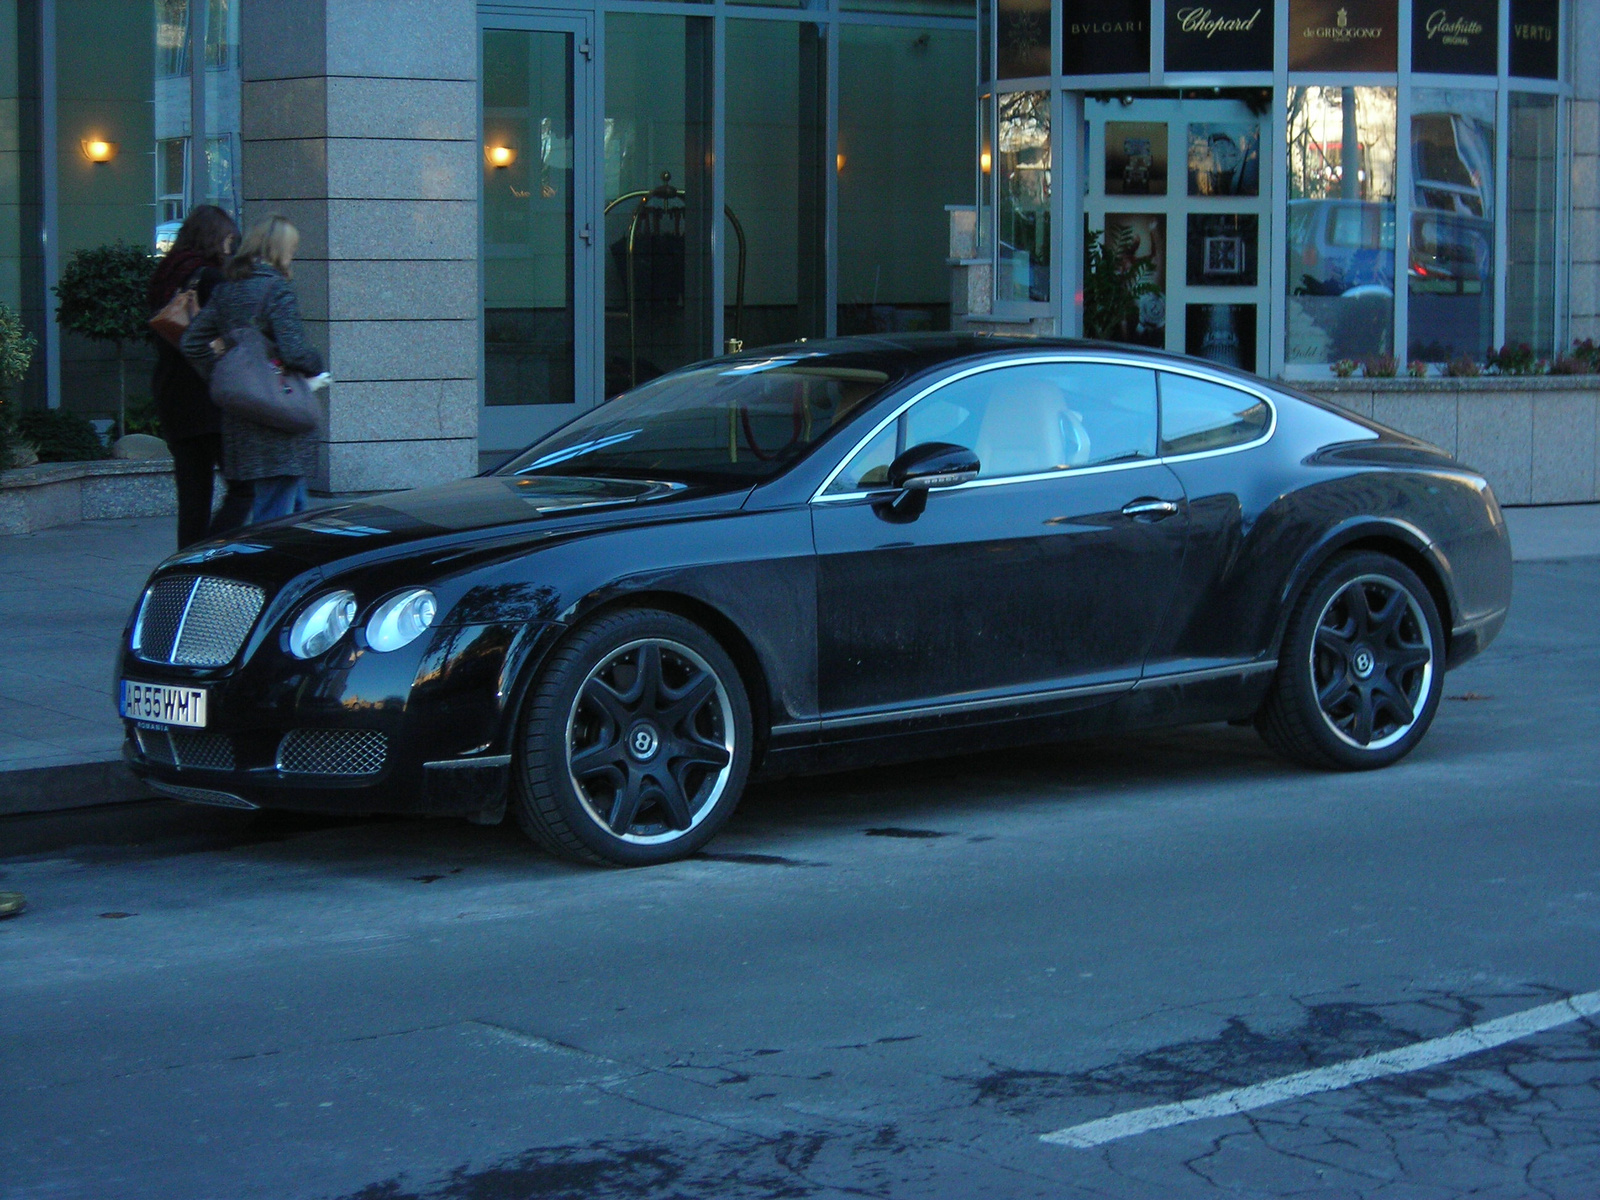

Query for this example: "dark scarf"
[148,248,211,312]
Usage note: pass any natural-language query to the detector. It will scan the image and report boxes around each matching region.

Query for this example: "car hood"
[158,475,749,580]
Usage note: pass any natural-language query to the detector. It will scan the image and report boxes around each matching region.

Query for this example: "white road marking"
[1042,989,1600,1150]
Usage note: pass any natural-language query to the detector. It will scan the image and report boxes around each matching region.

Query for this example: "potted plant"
[53,242,155,439]
[1082,227,1155,342]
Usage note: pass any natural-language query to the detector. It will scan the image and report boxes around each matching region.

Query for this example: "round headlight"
[288,590,357,659]
[365,588,437,653]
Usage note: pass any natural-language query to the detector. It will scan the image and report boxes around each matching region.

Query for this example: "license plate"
[121,681,208,728]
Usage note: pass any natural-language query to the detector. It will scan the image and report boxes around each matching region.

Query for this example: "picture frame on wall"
[1186,214,1259,286]
[1105,213,1168,347]
[1186,304,1257,372]
[1105,122,1168,196]
[1187,123,1260,196]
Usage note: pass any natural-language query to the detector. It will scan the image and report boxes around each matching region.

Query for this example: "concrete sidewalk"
[1,505,1597,817]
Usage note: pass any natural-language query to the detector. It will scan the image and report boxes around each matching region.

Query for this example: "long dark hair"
[170,204,239,267]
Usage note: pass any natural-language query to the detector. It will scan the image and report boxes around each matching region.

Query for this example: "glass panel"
[1285,86,1397,366]
[202,0,241,220]
[996,89,1049,304]
[1159,373,1269,456]
[726,19,827,349]
[1505,93,1557,355]
[604,14,713,397]
[482,29,574,408]
[841,0,973,16]
[1408,89,1494,363]
[997,0,1049,79]
[837,25,973,336]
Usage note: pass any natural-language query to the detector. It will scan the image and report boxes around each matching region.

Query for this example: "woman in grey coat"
[182,215,325,526]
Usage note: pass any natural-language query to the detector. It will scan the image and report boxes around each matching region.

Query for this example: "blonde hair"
[227,215,300,280]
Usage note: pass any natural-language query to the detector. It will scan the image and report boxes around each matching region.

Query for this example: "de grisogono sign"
[1165,2,1274,72]
[1289,0,1397,70]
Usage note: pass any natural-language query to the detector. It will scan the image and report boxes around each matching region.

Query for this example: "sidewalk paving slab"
[1,505,1596,819]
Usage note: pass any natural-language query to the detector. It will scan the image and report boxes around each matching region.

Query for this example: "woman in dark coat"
[148,205,242,547]
[181,215,325,524]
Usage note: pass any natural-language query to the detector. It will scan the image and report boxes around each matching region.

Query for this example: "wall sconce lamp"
[81,139,117,164]
[485,144,516,169]
[835,153,846,174]
[980,149,992,174]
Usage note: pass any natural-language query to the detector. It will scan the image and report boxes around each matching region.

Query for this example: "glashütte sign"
[1166,1,1273,72]
[1288,0,1396,71]
[1062,0,1149,76]
[1413,0,1496,74]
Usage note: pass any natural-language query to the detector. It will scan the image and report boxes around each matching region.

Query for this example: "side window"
[826,361,1159,493]
[1159,373,1270,457]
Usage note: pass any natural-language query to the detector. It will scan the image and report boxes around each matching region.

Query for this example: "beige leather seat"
[974,378,1090,477]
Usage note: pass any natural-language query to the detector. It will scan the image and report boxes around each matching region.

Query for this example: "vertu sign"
[1289,0,1397,71]
[1413,0,1497,74]
[1062,0,1150,76]
[1510,0,1559,79]
[1166,2,1273,72]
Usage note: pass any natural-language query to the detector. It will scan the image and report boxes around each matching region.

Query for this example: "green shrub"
[1362,354,1398,378]
[1486,343,1538,375]
[1445,356,1482,378]
[0,301,39,468]
[15,408,109,462]
[53,242,157,438]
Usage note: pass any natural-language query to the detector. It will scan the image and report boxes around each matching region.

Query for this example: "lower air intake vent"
[148,781,257,810]
[276,729,388,776]
[135,728,236,771]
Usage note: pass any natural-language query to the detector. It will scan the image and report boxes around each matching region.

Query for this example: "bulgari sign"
[1288,0,1397,71]
[1165,2,1274,72]
[1413,0,1497,73]
[1062,0,1150,76]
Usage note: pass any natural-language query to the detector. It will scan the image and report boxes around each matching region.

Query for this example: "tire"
[1256,551,1445,771]
[513,608,753,866]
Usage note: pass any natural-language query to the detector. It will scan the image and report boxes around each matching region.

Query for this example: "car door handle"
[1122,498,1180,520]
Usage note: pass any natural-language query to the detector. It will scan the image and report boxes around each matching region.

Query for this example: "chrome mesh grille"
[277,729,388,776]
[148,780,257,810]
[135,729,236,772]
[133,576,265,667]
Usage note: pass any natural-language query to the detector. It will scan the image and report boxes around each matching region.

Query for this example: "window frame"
[812,352,1278,501]
[1155,369,1277,459]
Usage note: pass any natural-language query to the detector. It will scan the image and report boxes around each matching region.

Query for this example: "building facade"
[0,0,1591,495]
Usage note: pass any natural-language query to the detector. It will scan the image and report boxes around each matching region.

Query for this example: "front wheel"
[1257,552,1445,770]
[514,609,753,866]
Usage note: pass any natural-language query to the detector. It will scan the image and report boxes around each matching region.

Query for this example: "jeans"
[248,476,308,524]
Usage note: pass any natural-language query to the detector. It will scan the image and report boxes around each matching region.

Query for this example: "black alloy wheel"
[1257,551,1445,770]
[514,609,753,865]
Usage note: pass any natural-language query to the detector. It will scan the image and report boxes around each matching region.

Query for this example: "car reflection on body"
[117,335,1512,866]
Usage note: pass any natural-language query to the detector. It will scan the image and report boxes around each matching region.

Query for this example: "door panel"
[814,462,1188,717]
[480,17,597,458]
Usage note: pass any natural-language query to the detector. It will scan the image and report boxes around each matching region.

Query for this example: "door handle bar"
[1121,498,1180,519]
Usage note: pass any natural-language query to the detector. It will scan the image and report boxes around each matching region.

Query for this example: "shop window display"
[997,90,1050,304]
[1505,93,1558,355]
[1285,85,1397,365]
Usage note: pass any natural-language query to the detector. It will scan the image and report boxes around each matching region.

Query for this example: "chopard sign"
[1423,9,1483,44]
[1174,6,1262,36]
[1303,7,1384,38]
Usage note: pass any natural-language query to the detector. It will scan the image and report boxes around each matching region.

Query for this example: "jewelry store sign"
[1289,0,1396,71]
[1413,0,1496,74]
[1166,2,1273,72]
[1510,0,1559,79]
[1062,0,1150,76]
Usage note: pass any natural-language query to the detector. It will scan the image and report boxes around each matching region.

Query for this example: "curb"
[0,760,156,818]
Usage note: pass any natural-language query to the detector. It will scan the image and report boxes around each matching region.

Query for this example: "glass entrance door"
[480,15,597,459]
[1085,94,1271,374]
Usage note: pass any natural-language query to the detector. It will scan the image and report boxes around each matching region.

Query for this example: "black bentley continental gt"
[117,336,1512,865]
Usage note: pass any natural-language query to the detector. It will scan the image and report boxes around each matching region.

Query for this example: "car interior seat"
[975,378,1090,477]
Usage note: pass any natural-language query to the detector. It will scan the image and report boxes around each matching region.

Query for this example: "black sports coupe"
[117,336,1512,865]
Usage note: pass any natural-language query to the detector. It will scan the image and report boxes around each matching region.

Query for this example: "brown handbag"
[149,269,204,347]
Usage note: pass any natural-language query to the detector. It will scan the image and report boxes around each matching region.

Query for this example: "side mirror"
[874,442,980,522]
[887,442,981,491]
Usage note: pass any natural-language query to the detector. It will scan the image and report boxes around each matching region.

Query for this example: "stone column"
[240,0,479,494]
[1572,0,1600,346]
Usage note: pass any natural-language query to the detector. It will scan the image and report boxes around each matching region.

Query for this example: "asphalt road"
[3,558,1597,1200]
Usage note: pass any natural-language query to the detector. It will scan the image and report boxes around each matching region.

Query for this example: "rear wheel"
[514,608,752,865]
[1257,552,1444,770]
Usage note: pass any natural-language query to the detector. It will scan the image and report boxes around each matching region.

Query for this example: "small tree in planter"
[53,242,155,439]
[0,301,39,468]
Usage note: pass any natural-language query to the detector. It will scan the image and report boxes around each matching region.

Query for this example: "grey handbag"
[208,286,320,435]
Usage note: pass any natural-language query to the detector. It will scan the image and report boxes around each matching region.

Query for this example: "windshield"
[498,358,895,486]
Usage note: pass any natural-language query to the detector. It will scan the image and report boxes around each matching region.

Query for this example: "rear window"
[1159,373,1271,457]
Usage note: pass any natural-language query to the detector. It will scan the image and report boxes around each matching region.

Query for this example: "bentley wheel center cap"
[1351,647,1377,679]
[627,722,661,761]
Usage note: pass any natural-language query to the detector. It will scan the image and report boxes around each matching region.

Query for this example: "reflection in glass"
[1408,89,1495,362]
[202,0,242,219]
[837,26,973,336]
[1285,86,1397,365]
[482,30,574,408]
[1505,93,1557,354]
[726,20,828,348]
[604,15,713,396]
[996,90,1050,304]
